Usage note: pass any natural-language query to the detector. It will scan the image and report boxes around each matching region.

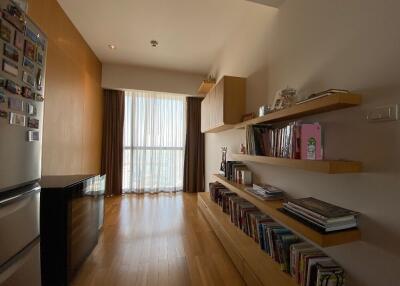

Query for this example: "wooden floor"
[71,193,244,286]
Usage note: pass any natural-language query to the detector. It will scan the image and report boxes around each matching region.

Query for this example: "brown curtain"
[101,89,125,196]
[183,97,205,193]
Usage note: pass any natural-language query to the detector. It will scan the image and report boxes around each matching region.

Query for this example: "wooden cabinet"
[40,175,105,286]
[201,76,246,133]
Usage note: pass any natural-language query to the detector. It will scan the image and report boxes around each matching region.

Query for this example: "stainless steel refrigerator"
[0,1,47,285]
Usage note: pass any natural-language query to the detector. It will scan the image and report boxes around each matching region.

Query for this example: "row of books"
[224,161,252,185]
[281,197,359,233]
[245,122,323,160]
[209,182,345,286]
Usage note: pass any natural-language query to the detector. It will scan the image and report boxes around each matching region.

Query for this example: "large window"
[123,90,186,193]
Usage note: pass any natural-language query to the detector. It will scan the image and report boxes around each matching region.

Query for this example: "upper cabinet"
[201,76,246,133]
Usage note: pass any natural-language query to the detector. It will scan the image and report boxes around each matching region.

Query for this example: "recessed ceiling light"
[108,44,116,50]
[150,40,159,47]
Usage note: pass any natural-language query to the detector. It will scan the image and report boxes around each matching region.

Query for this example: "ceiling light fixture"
[150,40,159,47]
[108,44,116,50]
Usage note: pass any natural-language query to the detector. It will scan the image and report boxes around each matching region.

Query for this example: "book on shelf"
[244,186,284,201]
[253,183,284,195]
[296,89,350,105]
[245,122,323,160]
[280,197,359,233]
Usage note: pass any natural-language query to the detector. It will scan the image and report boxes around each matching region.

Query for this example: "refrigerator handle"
[0,238,40,284]
[0,185,40,207]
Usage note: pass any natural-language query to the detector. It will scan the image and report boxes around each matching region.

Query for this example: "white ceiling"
[57,0,276,75]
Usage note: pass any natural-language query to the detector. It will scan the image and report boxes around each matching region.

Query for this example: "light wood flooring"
[71,193,244,286]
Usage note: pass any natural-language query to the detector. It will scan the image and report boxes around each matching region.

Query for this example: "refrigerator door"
[0,101,43,192]
[0,238,41,286]
[0,0,47,193]
[0,184,40,266]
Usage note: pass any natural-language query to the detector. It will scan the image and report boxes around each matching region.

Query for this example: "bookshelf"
[235,93,361,129]
[212,174,361,247]
[198,192,298,286]
[231,154,362,174]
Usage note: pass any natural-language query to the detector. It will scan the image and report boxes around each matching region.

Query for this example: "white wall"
[102,63,205,96]
[206,1,400,285]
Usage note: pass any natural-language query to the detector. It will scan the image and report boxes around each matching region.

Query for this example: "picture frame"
[25,26,37,43]
[22,56,35,72]
[22,70,34,87]
[8,97,23,112]
[27,117,39,129]
[272,93,283,111]
[9,112,25,127]
[21,86,34,99]
[5,80,21,95]
[3,59,19,77]
[4,43,19,62]
[14,30,24,50]
[0,21,12,43]
[3,3,25,32]
[37,48,43,65]
[24,39,36,61]
[36,68,42,90]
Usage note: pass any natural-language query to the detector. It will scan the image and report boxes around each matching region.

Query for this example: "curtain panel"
[101,89,125,196]
[123,90,187,193]
[183,97,205,193]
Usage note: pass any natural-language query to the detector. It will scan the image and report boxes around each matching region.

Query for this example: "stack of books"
[245,183,285,200]
[281,197,359,233]
[296,89,349,105]
[224,161,252,185]
[245,122,323,160]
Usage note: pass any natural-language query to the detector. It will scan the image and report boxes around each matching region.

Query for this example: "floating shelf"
[203,123,234,133]
[231,154,362,174]
[212,174,361,247]
[235,93,361,129]
[197,80,216,95]
[198,192,298,286]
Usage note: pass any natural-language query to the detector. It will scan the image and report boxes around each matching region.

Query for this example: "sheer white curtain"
[123,90,187,193]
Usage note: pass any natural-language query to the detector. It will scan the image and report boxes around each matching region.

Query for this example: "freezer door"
[0,238,41,286]
[0,184,40,266]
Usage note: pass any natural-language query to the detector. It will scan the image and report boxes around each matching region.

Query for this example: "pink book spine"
[300,123,322,160]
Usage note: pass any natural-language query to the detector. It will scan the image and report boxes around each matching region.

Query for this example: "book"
[315,260,345,286]
[253,183,284,194]
[287,197,359,220]
[283,203,357,227]
[296,89,349,105]
[300,123,322,160]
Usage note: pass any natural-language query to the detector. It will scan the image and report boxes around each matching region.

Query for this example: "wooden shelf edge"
[235,93,362,129]
[211,174,361,247]
[198,80,216,95]
[231,154,362,174]
[198,192,298,286]
[203,124,234,133]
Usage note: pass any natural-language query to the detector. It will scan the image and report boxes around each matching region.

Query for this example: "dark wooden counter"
[40,174,105,286]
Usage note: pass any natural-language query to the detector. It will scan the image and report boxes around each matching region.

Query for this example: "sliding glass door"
[123,90,186,193]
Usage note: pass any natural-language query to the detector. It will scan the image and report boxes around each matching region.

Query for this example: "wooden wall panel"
[27,0,103,175]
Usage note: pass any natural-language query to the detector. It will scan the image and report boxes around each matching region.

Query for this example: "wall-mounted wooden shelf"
[231,154,362,174]
[197,80,216,95]
[198,192,298,286]
[212,174,361,247]
[202,123,234,133]
[235,93,361,129]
